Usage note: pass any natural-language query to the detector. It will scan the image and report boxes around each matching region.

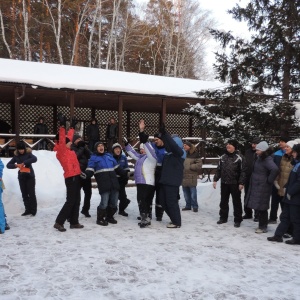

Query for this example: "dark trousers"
[118,183,130,211]
[244,180,258,218]
[257,210,268,229]
[219,183,243,223]
[80,177,92,212]
[269,186,283,221]
[137,184,155,216]
[56,175,81,225]
[159,184,181,226]
[18,176,37,214]
[154,172,164,219]
[275,204,300,241]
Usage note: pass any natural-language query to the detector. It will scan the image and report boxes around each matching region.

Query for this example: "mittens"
[139,131,149,144]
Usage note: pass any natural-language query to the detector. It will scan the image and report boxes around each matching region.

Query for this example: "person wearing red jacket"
[53,114,84,232]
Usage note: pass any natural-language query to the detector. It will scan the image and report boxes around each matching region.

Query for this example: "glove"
[57,113,66,127]
[159,123,166,135]
[287,193,291,200]
[274,181,280,190]
[80,172,87,180]
[139,131,149,144]
[71,117,78,129]
[77,141,86,148]
[123,137,129,146]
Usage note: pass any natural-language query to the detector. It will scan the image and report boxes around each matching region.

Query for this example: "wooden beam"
[161,98,167,125]
[70,92,75,118]
[118,95,123,143]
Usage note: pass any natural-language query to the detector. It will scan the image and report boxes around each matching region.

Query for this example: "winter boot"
[106,206,117,224]
[96,208,108,226]
[139,213,151,228]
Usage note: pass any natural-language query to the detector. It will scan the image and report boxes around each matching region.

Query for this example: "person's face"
[154,138,164,147]
[39,119,43,123]
[110,118,115,124]
[226,143,235,153]
[251,143,257,150]
[92,120,96,124]
[285,145,293,155]
[113,147,121,156]
[97,144,105,153]
[18,149,25,154]
[279,140,287,150]
[292,151,298,159]
[256,149,263,156]
[183,144,190,151]
[140,148,145,154]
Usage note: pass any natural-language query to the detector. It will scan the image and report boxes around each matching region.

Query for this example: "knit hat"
[154,133,162,140]
[94,142,105,152]
[292,144,300,156]
[72,134,81,143]
[112,143,122,151]
[256,141,269,151]
[251,137,261,144]
[227,139,239,149]
[183,141,192,148]
[286,140,297,149]
[279,136,289,143]
[140,143,144,150]
[16,141,26,150]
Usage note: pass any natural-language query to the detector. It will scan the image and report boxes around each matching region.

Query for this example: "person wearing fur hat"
[112,142,131,217]
[6,141,38,216]
[71,134,92,218]
[245,141,279,233]
[267,144,300,244]
[85,142,128,226]
[182,141,202,212]
[243,137,261,221]
[213,139,247,228]
[269,136,289,224]
[124,120,157,228]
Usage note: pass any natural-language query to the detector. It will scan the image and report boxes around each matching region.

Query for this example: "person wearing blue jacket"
[156,125,185,228]
[0,158,9,234]
[6,141,37,216]
[267,144,300,245]
[112,143,131,217]
[85,142,127,226]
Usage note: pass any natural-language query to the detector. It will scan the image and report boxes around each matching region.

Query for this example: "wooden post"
[161,98,167,126]
[53,105,57,134]
[70,92,75,119]
[14,87,22,142]
[188,117,193,137]
[118,95,123,143]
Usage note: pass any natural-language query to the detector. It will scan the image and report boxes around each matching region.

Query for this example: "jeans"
[99,189,119,209]
[182,186,198,209]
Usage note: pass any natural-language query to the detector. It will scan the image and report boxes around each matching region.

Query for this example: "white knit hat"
[286,140,297,149]
[140,143,144,149]
[256,141,268,151]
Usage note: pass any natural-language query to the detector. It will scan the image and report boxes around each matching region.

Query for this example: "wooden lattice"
[166,113,190,137]
[0,103,11,127]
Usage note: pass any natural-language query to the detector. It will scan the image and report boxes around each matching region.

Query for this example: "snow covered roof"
[0,58,225,99]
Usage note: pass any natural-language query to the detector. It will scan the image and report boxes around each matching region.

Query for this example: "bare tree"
[0,8,13,58]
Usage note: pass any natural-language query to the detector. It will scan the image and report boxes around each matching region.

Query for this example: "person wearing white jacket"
[125,120,157,228]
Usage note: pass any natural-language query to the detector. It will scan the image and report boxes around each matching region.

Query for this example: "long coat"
[182,144,202,187]
[246,154,279,211]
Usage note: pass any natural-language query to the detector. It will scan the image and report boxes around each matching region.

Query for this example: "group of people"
[212,136,300,245]
[1,115,300,246]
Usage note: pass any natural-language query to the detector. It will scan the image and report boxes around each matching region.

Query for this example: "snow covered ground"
[1,151,300,300]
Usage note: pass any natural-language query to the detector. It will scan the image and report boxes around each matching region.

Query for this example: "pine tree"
[211,0,300,101]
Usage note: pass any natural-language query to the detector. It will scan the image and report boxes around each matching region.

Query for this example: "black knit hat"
[292,144,300,156]
[280,136,289,143]
[251,137,261,144]
[183,141,192,148]
[227,139,239,149]
[16,141,26,150]
[154,133,162,140]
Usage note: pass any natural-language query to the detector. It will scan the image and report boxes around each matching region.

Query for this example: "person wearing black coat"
[245,141,279,233]
[6,141,38,216]
[86,118,100,152]
[157,126,185,228]
[268,144,300,245]
[33,117,48,150]
[106,117,118,153]
[71,134,92,217]
[213,140,247,228]
[243,137,260,220]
